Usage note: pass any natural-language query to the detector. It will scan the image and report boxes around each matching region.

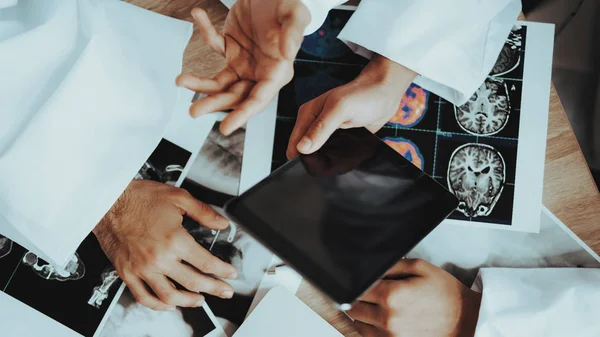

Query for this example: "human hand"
[286,55,417,159]
[93,180,238,311]
[176,0,310,136]
[348,259,481,337]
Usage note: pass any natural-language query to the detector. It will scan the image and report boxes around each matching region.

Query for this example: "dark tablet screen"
[225,128,458,305]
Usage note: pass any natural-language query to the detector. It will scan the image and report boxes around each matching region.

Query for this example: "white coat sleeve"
[0,0,192,267]
[337,0,522,105]
[471,268,600,337]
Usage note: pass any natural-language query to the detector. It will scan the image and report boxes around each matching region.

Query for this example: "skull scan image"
[490,25,523,77]
[22,251,85,281]
[88,268,120,309]
[0,235,12,258]
[454,78,511,136]
[447,143,506,218]
[135,161,184,186]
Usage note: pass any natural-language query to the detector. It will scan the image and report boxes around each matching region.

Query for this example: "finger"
[277,0,310,59]
[145,274,206,308]
[180,233,238,279]
[172,189,229,230]
[296,98,347,155]
[176,69,238,94]
[191,8,225,55]
[384,258,435,278]
[286,96,327,159]
[346,302,386,329]
[169,263,234,299]
[126,275,175,311]
[220,79,284,135]
[189,80,253,117]
[353,321,388,337]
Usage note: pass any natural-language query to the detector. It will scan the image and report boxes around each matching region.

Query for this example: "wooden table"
[129,1,600,335]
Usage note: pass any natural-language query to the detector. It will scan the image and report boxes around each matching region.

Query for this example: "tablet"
[225,127,458,307]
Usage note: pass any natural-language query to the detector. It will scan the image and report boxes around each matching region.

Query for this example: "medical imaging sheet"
[274,8,554,233]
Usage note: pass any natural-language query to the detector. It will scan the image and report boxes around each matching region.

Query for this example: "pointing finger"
[171,189,229,230]
[192,8,225,56]
[277,0,310,59]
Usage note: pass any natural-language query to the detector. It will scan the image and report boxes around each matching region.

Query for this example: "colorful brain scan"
[388,83,429,127]
[383,137,424,170]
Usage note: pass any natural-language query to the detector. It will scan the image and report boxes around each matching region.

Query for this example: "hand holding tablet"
[226,127,458,307]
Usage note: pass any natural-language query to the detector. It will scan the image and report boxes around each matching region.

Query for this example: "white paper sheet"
[408,205,600,286]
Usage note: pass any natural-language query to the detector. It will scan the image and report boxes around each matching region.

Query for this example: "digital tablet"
[225,127,458,307]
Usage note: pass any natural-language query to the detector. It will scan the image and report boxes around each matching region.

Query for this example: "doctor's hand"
[177,1,310,136]
[286,55,417,159]
[93,180,237,311]
[348,259,481,337]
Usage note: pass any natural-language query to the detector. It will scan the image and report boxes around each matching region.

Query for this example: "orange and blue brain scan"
[383,137,424,170]
[389,84,429,127]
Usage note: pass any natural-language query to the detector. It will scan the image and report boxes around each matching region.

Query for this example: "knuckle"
[184,278,203,293]
[162,292,179,306]
[200,259,216,273]
[311,118,327,133]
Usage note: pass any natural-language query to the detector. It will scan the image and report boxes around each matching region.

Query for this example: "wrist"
[357,54,418,91]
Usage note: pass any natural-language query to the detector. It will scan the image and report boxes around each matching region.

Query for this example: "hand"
[93,180,238,311]
[176,1,310,136]
[348,259,482,337]
[286,55,417,159]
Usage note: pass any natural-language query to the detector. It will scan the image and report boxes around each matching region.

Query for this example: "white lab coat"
[220,1,600,336]
[0,0,192,266]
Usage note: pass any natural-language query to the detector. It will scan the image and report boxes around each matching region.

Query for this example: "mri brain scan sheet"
[276,9,553,233]
[455,78,511,136]
[448,143,506,218]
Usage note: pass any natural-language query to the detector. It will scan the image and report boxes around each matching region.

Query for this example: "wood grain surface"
[127,1,599,335]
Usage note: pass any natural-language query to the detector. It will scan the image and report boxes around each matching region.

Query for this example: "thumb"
[277,0,311,59]
[297,99,347,155]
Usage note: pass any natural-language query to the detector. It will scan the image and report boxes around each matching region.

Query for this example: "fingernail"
[167,307,176,311]
[227,270,238,279]
[196,299,205,307]
[221,290,234,299]
[297,137,312,153]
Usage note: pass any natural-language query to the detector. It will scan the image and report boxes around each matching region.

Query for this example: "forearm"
[356,54,417,92]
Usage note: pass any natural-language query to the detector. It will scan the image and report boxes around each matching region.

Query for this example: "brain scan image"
[383,137,424,170]
[0,235,12,258]
[490,25,523,77]
[447,143,506,218]
[89,268,120,309]
[22,251,85,281]
[454,78,511,136]
[388,83,429,127]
